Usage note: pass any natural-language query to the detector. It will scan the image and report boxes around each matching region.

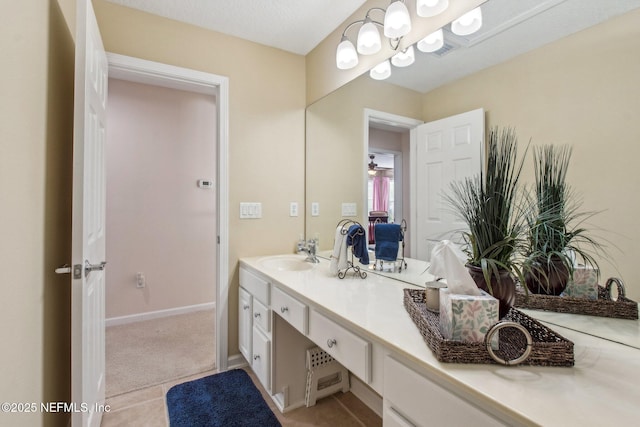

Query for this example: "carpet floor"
[106,308,215,397]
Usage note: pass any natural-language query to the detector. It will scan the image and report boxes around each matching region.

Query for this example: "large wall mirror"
[305,0,640,347]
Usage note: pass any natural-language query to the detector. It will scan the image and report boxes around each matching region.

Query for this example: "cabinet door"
[252,327,271,391]
[239,287,253,362]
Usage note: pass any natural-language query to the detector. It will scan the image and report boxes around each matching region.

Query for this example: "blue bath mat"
[166,369,281,427]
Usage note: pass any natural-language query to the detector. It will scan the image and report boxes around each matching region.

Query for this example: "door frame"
[107,53,230,371]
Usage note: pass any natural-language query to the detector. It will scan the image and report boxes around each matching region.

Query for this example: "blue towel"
[375,223,402,261]
[347,224,369,265]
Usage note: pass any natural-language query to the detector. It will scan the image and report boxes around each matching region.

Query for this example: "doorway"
[103,54,229,393]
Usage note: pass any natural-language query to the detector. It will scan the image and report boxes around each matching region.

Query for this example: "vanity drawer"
[384,356,505,427]
[308,309,371,384]
[239,267,270,305]
[271,286,308,335]
[253,298,270,333]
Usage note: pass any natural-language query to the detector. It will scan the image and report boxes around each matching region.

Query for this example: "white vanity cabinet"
[383,356,505,427]
[239,267,272,391]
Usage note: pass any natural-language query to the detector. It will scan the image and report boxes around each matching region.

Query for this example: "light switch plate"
[342,203,357,217]
[240,202,262,219]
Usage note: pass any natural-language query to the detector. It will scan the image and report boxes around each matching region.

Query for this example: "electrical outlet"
[136,272,145,288]
[311,202,320,217]
[290,202,298,217]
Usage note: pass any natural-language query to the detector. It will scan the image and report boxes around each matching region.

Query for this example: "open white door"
[413,109,484,261]
[71,0,108,425]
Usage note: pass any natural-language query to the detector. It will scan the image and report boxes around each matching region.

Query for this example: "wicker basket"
[514,280,638,320]
[403,289,574,367]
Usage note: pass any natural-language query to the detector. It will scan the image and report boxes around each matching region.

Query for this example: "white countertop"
[240,254,640,426]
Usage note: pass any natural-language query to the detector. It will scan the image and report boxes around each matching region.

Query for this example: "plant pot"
[466,265,515,319]
[524,256,570,296]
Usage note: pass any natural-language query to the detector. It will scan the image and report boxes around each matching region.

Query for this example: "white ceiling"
[104,0,368,55]
[105,0,640,93]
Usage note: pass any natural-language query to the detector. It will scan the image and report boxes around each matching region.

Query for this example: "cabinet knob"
[253,355,260,360]
[254,312,261,318]
[280,306,289,313]
[243,304,250,310]
[327,338,337,348]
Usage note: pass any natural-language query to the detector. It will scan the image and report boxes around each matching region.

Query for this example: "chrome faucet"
[298,238,320,263]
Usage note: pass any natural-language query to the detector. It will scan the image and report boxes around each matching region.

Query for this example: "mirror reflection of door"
[368,124,410,250]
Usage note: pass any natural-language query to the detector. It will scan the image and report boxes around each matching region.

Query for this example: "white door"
[413,109,484,261]
[71,0,108,425]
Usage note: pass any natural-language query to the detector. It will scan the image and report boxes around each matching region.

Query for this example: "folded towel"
[374,223,402,261]
[347,224,369,265]
[329,226,348,276]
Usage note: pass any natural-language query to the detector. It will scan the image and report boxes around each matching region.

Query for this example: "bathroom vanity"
[239,254,640,426]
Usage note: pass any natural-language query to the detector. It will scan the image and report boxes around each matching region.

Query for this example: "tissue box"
[562,266,599,300]
[439,288,499,343]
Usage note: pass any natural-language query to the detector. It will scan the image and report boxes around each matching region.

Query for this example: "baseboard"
[105,302,216,327]
[349,374,383,418]
[226,353,248,370]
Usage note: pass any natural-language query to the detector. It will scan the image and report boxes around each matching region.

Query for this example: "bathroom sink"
[259,255,314,272]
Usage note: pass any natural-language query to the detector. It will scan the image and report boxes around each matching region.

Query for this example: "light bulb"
[384,1,412,39]
[336,38,358,69]
[417,28,444,53]
[391,46,415,67]
[416,0,449,18]
[451,7,482,36]
[357,20,382,55]
[370,60,391,80]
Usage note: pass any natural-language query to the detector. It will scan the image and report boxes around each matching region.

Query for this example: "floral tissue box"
[562,265,599,300]
[439,288,499,343]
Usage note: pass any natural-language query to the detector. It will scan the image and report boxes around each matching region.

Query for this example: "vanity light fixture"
[416,0,449,18]
[451,6,483,36]
[335,1,412,70]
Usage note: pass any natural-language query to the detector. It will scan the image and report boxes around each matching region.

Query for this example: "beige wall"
[0,0,74,425]
[106,79,217,318]
[422,9,640,300]
[92,0,306,355]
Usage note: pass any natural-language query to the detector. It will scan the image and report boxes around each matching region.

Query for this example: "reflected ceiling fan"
[368,154,392,176]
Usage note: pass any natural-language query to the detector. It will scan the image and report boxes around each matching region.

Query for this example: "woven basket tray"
[403,289,574,367]
[514,285,638,320]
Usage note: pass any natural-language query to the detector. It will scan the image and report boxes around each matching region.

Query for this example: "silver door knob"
[254,312,261,318]
[327,338,337,348]
[280,307,289,313]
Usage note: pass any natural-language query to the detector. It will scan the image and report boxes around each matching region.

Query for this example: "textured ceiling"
[104,0,368,55]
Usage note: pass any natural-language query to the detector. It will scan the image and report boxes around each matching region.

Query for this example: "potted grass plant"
[523,145,603,295]
[446,127,528,319]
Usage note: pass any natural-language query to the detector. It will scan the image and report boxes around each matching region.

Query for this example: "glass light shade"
[336,38,358,69]
[357,21,382,55]
[391,45,415,67]
[417,28,444,53]
[416,0,449,17]
[384,1,412,39]
[451,7,482,36]
[370,60,391,80]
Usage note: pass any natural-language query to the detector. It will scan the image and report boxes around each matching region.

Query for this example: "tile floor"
[100,367,382,426]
